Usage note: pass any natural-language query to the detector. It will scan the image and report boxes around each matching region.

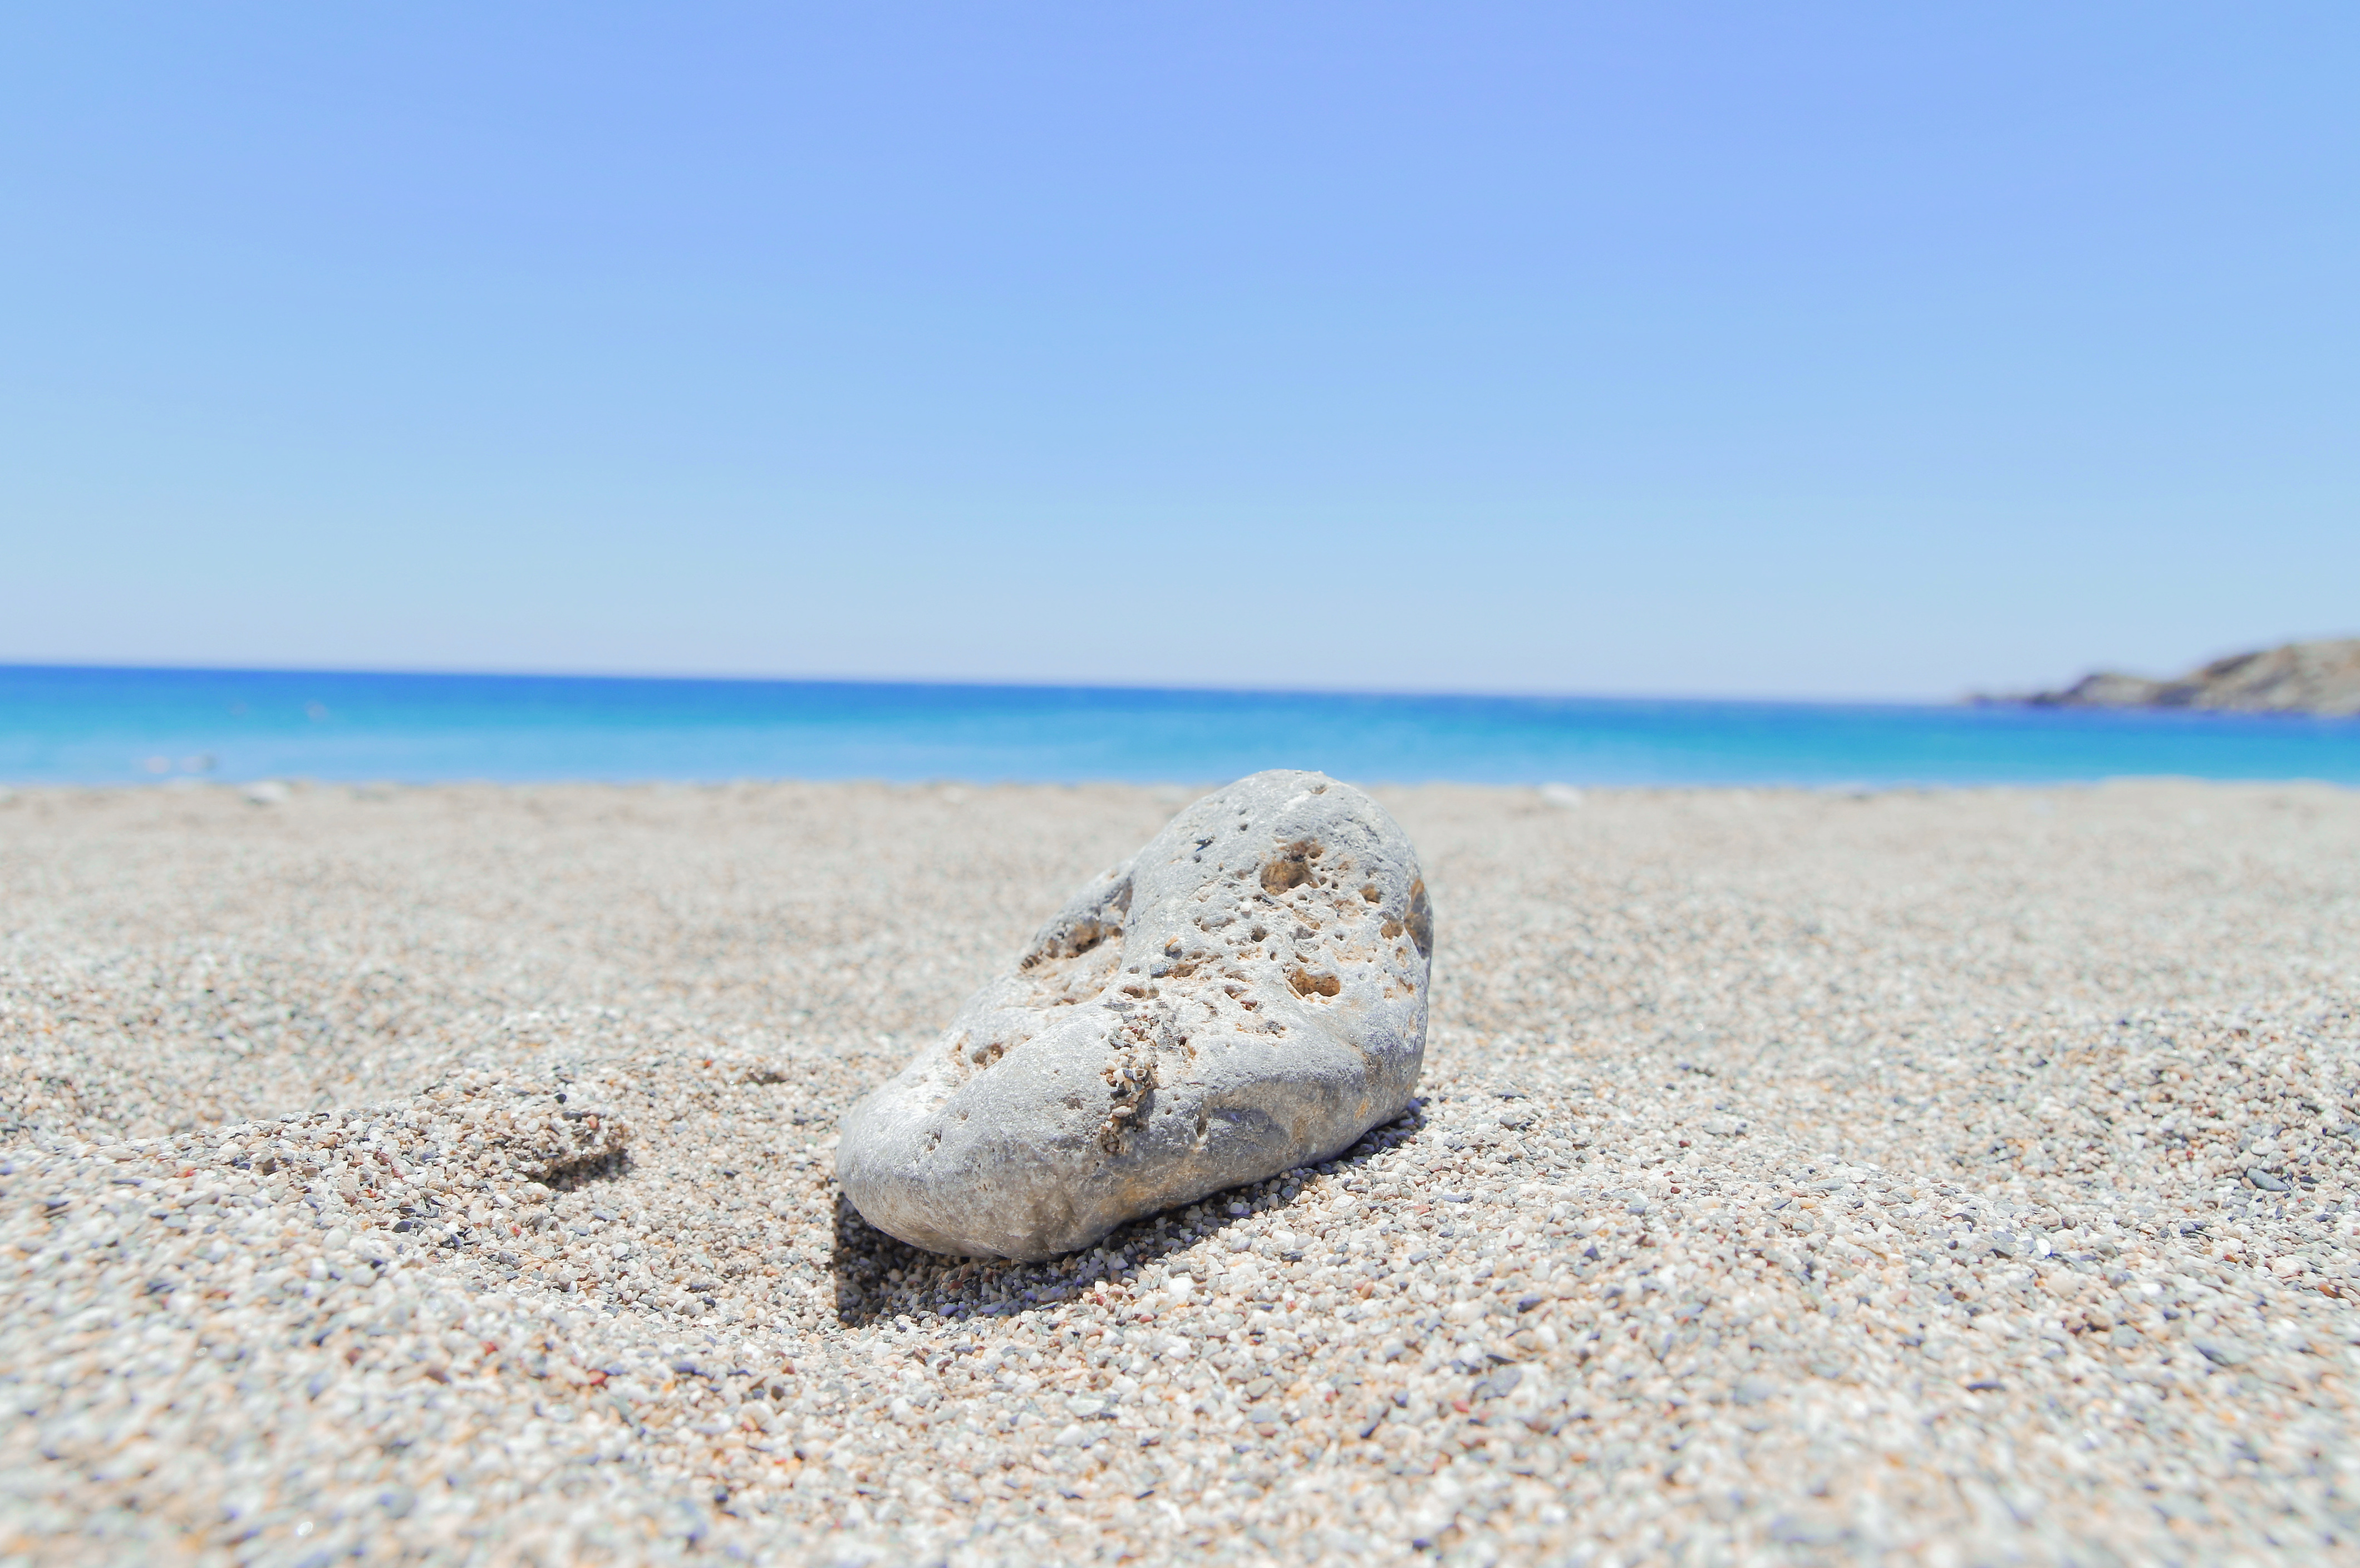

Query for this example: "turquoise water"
[4,665,2358,788]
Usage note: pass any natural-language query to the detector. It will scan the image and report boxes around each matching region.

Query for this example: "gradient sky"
[4,4,2354,699]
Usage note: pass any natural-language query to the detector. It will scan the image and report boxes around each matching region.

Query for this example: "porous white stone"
[837,769,1432,1260]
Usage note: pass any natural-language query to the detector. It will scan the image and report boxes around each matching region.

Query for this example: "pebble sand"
[4,779,2359,1565]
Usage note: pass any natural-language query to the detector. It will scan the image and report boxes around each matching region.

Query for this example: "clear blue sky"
[4,4,2353,699]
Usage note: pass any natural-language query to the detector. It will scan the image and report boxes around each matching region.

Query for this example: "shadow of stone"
[828,1100,1427,1328]
[545,1149,634,1191]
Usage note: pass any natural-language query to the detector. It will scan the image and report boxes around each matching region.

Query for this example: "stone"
[836,769,1433,1260]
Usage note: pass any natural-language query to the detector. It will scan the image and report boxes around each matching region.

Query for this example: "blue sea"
[3,665,2357,789]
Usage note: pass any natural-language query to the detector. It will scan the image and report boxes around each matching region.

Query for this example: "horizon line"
[0,657,1989,711]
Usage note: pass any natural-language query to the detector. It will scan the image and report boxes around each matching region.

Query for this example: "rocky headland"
[2012,637,2360,716]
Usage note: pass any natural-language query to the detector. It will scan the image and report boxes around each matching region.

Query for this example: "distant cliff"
[2012,638,2360,717]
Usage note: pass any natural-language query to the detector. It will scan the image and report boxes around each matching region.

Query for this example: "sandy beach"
[4,777,2358,1565]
